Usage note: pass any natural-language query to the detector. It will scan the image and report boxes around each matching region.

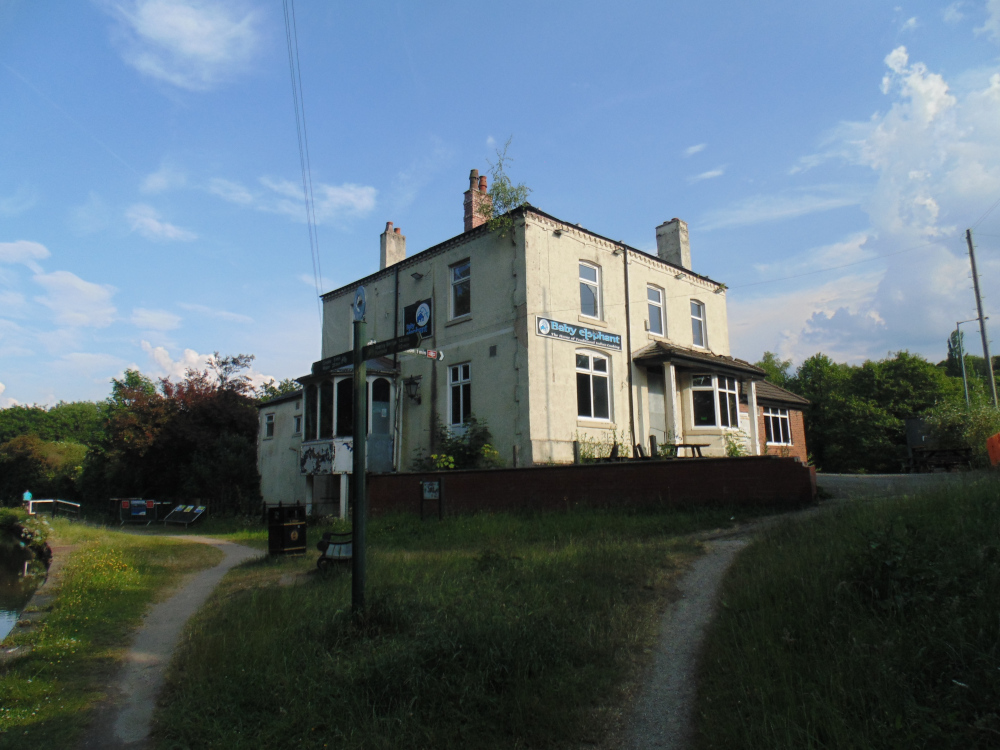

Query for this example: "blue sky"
[2,0,1000,406]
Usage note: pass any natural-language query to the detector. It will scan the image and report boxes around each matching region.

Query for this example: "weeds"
[695,477,1000,749]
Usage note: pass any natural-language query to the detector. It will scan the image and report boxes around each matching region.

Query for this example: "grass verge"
[695,477,1000,749]
[0,521,222,749]
[154,506,758,749]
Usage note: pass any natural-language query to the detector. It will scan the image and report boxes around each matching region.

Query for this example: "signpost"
[342,286,445,613]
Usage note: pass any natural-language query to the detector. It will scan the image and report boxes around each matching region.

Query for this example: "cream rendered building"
[258,171,766,514]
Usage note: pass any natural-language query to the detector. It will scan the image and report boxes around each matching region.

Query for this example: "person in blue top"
[23,489,32,503]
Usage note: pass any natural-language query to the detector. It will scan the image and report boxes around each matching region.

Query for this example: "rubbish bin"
[265,502,307,556]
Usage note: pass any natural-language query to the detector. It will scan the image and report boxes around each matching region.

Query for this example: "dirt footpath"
[79,536,260,750]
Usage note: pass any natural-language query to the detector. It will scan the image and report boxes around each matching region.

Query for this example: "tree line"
[0,354,298,513]
[755,337,1000,473]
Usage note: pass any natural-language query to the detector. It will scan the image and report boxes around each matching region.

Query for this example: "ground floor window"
[576,351,610,420]
[691,374,739,428]
[764,407,791,444]
[450,363,471,426]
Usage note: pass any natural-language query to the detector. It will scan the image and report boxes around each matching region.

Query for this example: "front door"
[647,366,668,445]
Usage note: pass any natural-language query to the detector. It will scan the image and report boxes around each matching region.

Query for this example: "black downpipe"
[621,244,636,452]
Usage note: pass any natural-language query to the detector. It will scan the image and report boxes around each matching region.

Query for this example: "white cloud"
[34,270,117,328]
[68,192,110,234]
[699,185,863,230]
[976,0,1000,42]
[752,232,875,278]
[141,339,210,378]
[298,272,336,292]
[0,240,50,273]
[141,161,186,193]
[0,382,17,409]
[0,290,27,318]
[101,0,262,91]
[486,135,496,149]
[207,177,254,204]
[126,203,197,241]
[901,16,918,32]
[0,186,38,217]
[178,302,253,323]
[683,143,706,157]
[689,166,725,183]
[259,177,377,223]
[943,2,964,24]
[57,352,128,375]
[132,307,182,330]
[736,43,1000,364]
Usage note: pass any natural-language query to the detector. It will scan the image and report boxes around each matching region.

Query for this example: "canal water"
[0,539,46,642]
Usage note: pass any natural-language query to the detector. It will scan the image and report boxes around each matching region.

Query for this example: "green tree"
[476,137,532,237]
[0,435,87,505]
[257,378,301,403]
[754,351,794,389]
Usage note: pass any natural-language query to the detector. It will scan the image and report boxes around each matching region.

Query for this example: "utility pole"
[967,229,998,407]
[352,289,368,613]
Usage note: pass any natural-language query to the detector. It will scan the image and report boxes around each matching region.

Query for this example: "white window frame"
[691,299,708,348]
[450,259,471,318]
[764,407,792,445]
[293,414,302,435]
[449,363,472,427]
[647,285,664,336]
[576,350,611,421]
[579,262,602,319]
[689,374,740,429]
[264,413,275,439]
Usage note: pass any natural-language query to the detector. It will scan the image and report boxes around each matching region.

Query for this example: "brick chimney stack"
[463,168,492,232]
[655,218,691,270]
[380,221,406,270]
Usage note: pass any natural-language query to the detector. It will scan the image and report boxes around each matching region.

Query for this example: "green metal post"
[352,318,367,612]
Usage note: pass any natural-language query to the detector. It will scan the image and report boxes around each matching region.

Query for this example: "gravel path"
[622,538,748,750]
[79,536,261,750]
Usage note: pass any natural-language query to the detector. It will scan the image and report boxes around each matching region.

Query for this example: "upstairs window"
[304,384,317,440]
[579,262,601,318]
[764,408,791,444]
[449,363,472,426]
[293,415,302,435]
[691,300,707,348]
[335,378,353,437]
[576,351,610,420]
[264,413,275,438]
[647,285,664,336]
[451,260,471,317]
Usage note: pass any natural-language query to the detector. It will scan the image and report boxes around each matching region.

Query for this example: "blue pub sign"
[535,317,622,350]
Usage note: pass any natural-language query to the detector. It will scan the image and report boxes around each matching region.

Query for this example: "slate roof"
[631,340,767,378]
[754,380,810,407]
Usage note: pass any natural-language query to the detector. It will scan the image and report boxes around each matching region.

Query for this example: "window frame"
[579,261,602,320]
[763,407,792,445]
[576,350,612,421]
[689,374,741,430]
[449,362,472,427]
[647,284,664,336]
[293,414,302,435]
[690,299,708,348]
[450,259,471,319]
[264,413,275,439]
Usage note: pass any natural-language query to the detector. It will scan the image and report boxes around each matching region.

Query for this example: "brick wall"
[757,407,808,462]
[368,456,815,517]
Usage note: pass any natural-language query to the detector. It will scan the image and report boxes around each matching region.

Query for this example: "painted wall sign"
[535,317,622,350]
[300,441,334,475]
[404,298,433,337]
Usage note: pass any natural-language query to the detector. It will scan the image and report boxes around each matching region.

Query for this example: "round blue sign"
[415,302,431,328]
[537,318,550,335]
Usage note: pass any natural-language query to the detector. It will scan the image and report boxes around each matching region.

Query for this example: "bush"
[924,398,1000,468]
[412,416,505,470]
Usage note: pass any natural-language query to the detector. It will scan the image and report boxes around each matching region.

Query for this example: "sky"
[2,0,1000,407]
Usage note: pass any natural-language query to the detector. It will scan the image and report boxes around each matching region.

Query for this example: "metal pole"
[351,318,367,613]
[956,323,969,406]
[967,229,998,407]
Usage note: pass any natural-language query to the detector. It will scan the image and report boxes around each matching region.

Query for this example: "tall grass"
[154,507,755,749]
[695,478,1000,749]
[0,522,221,749]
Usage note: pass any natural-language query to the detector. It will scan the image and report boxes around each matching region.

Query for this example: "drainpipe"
[620,242,636,452]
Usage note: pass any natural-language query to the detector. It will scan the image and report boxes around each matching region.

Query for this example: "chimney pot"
[469,169,479,190]
[463,168,492,232]
[655,218,691,270]
[380,221,406,270]
[479,175,487,192]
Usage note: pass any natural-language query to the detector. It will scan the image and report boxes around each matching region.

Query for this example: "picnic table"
[662,443,711,458]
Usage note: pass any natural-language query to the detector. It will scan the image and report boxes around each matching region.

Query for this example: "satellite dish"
[353,286,367,321]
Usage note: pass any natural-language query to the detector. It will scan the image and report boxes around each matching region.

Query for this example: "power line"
[282,0,323,320]
[972,194,1000,230]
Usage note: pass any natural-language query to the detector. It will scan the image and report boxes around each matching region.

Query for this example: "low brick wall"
[368,456,816,516]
